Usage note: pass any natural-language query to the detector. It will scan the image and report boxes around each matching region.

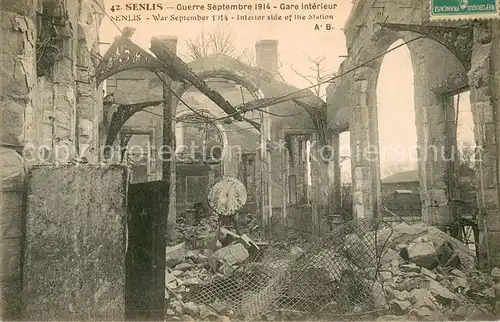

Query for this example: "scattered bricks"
[166,242,187,268]
[407,241,438,270]
[171,270,184,277]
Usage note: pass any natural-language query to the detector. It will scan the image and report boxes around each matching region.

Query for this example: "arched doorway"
[376,40,420,221]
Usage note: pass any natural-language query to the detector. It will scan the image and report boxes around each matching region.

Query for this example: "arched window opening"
[376,40,419,221]
[377,40,417,191]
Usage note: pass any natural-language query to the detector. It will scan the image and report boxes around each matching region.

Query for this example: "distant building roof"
[394,190,414,194]
[382,170,418,184]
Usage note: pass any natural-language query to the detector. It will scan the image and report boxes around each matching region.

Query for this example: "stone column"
[489,19,500,268]
[0,1,38,318]
[157,36,178,244]
[411,42,452,231]
[350,67,381,219]
[469,21,500,268]
[76,0,103,162]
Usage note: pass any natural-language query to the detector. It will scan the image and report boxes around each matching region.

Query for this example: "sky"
[98,0,476,182]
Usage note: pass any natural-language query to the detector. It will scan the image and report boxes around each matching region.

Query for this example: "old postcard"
[1,0,500,320]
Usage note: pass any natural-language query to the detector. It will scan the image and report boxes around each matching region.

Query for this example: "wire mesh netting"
[182,219,394,320]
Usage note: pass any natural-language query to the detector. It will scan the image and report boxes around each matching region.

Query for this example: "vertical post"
[260,112,268,238]
[158,36,178,244]
[163,78,176,244]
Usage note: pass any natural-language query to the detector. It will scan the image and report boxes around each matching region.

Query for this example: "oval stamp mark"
[430,0,500,20]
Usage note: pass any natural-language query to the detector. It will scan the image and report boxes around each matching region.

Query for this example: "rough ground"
[164,221,500,321]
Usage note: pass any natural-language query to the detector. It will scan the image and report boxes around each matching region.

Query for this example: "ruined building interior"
[1,0,500,320]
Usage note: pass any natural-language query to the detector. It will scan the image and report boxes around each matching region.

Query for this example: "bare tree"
[291,54,336,97]
[184,27,255,66]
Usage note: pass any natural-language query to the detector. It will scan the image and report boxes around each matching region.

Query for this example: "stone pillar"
[0,1,37,318]
[76,0,104,162]
[311,131,340,235]
[469,21,500,268]
[158,36,178,244]
[490,20,500,268]
[350,67,380,219]
[411,42,452,231]
[255,40,279,77]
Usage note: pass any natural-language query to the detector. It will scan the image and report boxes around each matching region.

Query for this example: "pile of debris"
[166,220,500,321]
[164,228,266,321]
[374,222,500,321]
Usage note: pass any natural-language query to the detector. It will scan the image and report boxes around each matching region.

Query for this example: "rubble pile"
[166,219,388,321]
[164,228,266,321]
[375,222,500,321]
[166,220,500,321]
[175,212,260,248]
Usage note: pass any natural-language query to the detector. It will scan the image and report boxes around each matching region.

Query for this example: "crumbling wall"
[23,165,128,320]
[469,22,500,268]
[0,2,38,318]
[0,0,103,318]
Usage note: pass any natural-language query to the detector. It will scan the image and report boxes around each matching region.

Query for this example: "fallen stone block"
[219,227,240,246]
[400,263,421,273]
[199,304,218,319]
[175,263,193,271]
[420,267,437,280]
[381,248,402,265]
[183,302,200,316]
[209,243,249,271]
[235,234,260,255]
[218,262,236,275]
[407,241,438,270]
[428,280,456,305]
[166,242,187,268]
[390,299,411,315]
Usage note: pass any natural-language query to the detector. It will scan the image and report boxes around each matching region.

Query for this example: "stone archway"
[174,109,229,174]
[326,0,474,226]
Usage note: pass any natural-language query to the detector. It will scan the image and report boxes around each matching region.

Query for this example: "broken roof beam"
[150,37,244,122]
